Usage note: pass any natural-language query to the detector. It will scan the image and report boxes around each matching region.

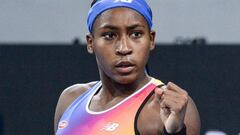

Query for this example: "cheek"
[134,40,151,55]
[134,42,151,64]
[95,46,114,60]
[94,45,115,68]
[95,53,111,74]
[139,50,150,63]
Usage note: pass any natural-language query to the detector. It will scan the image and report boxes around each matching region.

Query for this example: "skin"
[54,8,200,134]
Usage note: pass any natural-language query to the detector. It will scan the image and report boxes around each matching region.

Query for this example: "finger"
[160,96,187,113]
[166,82,187,95]
[154,85,168,104]
[160,95,180,106]
[161,89,183,100]
[161,89,189,107]
[154,86,165,96]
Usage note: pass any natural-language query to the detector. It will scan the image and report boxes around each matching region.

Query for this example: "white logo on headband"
[114,0,133,3]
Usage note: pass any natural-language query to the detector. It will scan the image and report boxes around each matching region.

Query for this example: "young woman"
[54,0,201,134]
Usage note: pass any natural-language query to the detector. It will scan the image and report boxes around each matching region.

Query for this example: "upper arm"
[54,81,97,133]
[54,84,82,132]
[184,96,201,135]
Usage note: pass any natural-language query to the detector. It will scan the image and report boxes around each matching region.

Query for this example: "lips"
[115,61,135,74]
[115,61,134,67]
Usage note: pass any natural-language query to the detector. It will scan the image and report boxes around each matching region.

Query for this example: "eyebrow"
[99,24,118,30]
[128,24,145,30]
[98,23,146,30]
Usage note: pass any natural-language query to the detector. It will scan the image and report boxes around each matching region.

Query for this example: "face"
[86,7,156,84]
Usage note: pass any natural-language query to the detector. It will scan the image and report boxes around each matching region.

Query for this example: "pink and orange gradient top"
[56,78,163,135]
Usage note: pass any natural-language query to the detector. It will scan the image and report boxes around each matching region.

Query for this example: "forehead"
[93,7,148,30]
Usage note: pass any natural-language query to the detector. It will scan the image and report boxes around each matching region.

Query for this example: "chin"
[113,74,138,85]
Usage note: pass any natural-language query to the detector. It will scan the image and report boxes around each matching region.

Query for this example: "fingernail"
[155,88,163,95]
[162,85,167,91]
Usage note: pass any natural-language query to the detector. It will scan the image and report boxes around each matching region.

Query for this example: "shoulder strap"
[134,78,164,135]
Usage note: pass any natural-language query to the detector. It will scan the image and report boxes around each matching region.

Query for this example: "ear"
[149,30,156,51]
[86,34,94,54]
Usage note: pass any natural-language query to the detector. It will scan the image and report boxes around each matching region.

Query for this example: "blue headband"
[87,0,152,33]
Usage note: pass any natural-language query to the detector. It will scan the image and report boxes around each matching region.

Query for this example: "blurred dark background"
[0,43,240,135]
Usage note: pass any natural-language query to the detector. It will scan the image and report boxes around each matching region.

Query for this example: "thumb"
[154,85,166,100]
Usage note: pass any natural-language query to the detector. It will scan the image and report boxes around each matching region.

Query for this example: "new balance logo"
[58,120,68,129]
[114,0,133,3]
[101,122,119,132]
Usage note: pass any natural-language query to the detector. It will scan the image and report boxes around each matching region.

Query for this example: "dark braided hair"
[91,0,99,7]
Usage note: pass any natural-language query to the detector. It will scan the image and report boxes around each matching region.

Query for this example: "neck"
[88,71,151,112]
[99,73,151,99]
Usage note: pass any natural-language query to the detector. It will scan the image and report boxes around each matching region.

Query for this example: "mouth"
[115,61,135,74]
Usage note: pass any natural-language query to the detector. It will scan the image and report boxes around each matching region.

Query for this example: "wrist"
[163,124,186,135]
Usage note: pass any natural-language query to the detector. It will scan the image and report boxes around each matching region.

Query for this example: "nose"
[116,36,132,55]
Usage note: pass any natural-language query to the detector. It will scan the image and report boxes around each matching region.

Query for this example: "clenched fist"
[155,82,188,133]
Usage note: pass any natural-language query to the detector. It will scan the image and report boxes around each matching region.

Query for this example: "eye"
[102,32,116,40]
[130,31,143,38]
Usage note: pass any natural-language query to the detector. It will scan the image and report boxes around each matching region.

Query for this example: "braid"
[91,0,99,7]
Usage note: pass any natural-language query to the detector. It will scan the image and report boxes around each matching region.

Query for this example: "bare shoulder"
[54,81,97,132]
[61,81,97,99]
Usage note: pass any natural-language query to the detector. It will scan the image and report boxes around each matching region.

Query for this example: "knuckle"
[182,92,188,101]
[180,94,188,105]
[175,106,182,112]
[180,100,187,106]
[182,90,188,95]
[184,94,188,100]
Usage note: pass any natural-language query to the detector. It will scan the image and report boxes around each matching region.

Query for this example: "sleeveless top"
[56,78,164,135]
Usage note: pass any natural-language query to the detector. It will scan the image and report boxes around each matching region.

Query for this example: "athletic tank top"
[56,78,164,135]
